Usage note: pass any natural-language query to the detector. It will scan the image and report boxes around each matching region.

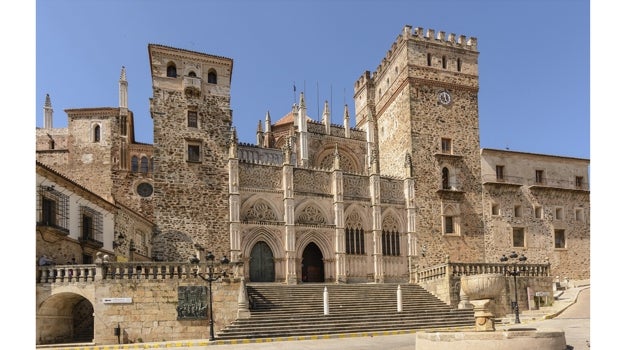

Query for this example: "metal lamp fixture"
[500,251,527,324]
[191,251,230,341]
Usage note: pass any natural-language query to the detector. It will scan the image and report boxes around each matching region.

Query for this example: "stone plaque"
[177,286,208,320]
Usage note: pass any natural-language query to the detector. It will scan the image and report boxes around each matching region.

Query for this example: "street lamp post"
[500,251,527,324]
[191,251,230,341]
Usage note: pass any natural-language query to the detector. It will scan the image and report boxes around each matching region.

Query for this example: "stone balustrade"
[418,261,550,282]
[36,261,242,283]
[37,264,97,283]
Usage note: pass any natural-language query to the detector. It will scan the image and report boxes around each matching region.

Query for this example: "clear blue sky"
[35,0,590,159]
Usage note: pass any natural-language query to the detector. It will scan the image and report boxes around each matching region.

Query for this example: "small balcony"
[183,76,202,95]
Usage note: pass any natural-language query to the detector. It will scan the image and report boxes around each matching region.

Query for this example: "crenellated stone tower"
[354,25,484,266]
[148,44,234,261]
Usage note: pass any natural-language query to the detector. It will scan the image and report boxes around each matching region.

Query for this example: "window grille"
[37,186,69,232]
[80,206,103,243]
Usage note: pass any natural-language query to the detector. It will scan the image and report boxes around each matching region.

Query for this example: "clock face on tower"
[438,91,452,105]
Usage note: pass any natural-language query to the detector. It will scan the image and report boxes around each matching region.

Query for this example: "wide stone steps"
[216,283,474,340]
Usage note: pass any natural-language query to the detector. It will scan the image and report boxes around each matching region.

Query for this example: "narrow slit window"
[93,125,101,142]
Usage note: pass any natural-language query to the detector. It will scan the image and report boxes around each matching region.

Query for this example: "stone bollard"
[323,287,329,315]
[397,285,403,312]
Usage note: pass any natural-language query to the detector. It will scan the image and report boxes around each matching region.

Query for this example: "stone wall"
[93,278,240,344]
[64,109,120,202]
[35,273,241,345]
[481,149,590,280]
[150,44,234,261]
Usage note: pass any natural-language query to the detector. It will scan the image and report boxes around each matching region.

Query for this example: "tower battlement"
[355,25,478,89]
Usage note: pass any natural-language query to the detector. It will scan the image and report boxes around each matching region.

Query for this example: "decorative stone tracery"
[296,205,326,225]
[243,200,278,222]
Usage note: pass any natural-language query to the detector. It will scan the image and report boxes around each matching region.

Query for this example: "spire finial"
[120,66,127,81]
[299,92,306,109]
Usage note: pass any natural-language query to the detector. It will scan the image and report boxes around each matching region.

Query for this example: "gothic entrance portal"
[302,242,324,283]
[249,241,275,282]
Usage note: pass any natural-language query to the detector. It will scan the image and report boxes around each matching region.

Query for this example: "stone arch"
[242,227,283,282]
[381,207,405,232]
[381,209,403,256]
[207,69,217,84]
[166,61,177,77]
[314,145,362,173]
[344,204,371,230]
[296,230,332,259]
[297,230,333,282]
[441,202,461,235]
[183,65,201,77]
[241,196,281,223]
[440,162,458,190]
[241,227,283,259]
[92,123,102,143]
[37,291,94,345]
[295,200,330,225]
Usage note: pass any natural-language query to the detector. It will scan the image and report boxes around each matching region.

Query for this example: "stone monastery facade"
[36,25,590,284]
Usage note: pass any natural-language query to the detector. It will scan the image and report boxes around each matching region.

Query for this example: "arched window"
[442,167,450,190]
[49,140,55,150]
[345,212,365,255]
[207,70,217,84]
[382,216,400,256]
[457,58,462,72]
[93,125,101,142]
[140,156,149,173]
[166,63,177,78]
[442,204,461,235]
[188,71,197,77]
[131,156,139,173]
[427,53,432,66]
[442,56,447,69]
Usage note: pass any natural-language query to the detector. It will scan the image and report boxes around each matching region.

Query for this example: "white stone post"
[397,285,403,312]
[323,287,329,315]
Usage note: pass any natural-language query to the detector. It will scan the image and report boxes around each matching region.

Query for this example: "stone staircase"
[217,283,474,340]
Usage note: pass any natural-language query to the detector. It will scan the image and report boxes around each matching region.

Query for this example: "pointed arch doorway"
[301,242,324,283]
[249,241,275,282]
